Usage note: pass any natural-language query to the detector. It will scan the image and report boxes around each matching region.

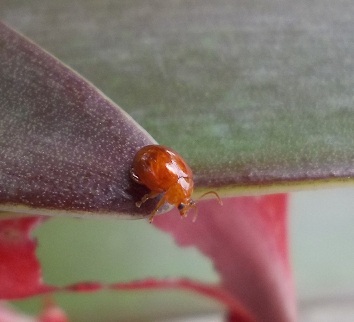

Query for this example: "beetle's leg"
[136,191,160,208]
[149,195,167,223]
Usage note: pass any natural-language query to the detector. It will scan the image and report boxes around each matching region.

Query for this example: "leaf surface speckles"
[0,22,156,218]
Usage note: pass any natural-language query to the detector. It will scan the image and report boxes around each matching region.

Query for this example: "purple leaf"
[0,22,156,218]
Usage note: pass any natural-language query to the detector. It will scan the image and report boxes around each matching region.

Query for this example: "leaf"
[0,22,157,218]
[0,215,253,320]
[2,1,354,193]
[38,298,69,322]
[154,194,296,322]
[0,217,55,299]
[2,196,291,321]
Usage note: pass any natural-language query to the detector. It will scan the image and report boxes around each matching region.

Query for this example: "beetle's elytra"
[131,145,221,222]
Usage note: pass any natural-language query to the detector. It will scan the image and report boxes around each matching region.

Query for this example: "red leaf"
[110,278,255,321]
[0,217,56,299]
[38,298,68,322]
[0,195,295,321]
[153,194,296,322]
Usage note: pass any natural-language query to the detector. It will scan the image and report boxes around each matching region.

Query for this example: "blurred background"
[292,187,354,321]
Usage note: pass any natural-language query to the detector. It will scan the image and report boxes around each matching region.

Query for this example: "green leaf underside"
[0,22,158,218]
[1,0,354,194]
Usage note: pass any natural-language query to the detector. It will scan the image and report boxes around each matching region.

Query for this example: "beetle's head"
[177,199,196,217]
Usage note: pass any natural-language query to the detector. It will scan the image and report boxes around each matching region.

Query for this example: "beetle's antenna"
[192,191,222,223]
[197,191,223,205]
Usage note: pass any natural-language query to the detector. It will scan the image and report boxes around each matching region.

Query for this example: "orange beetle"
[130,145,221,222]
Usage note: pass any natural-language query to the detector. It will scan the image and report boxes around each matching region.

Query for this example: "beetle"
[130,145,221,222]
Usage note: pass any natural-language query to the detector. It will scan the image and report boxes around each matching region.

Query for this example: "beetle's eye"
[178,203,185,210]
